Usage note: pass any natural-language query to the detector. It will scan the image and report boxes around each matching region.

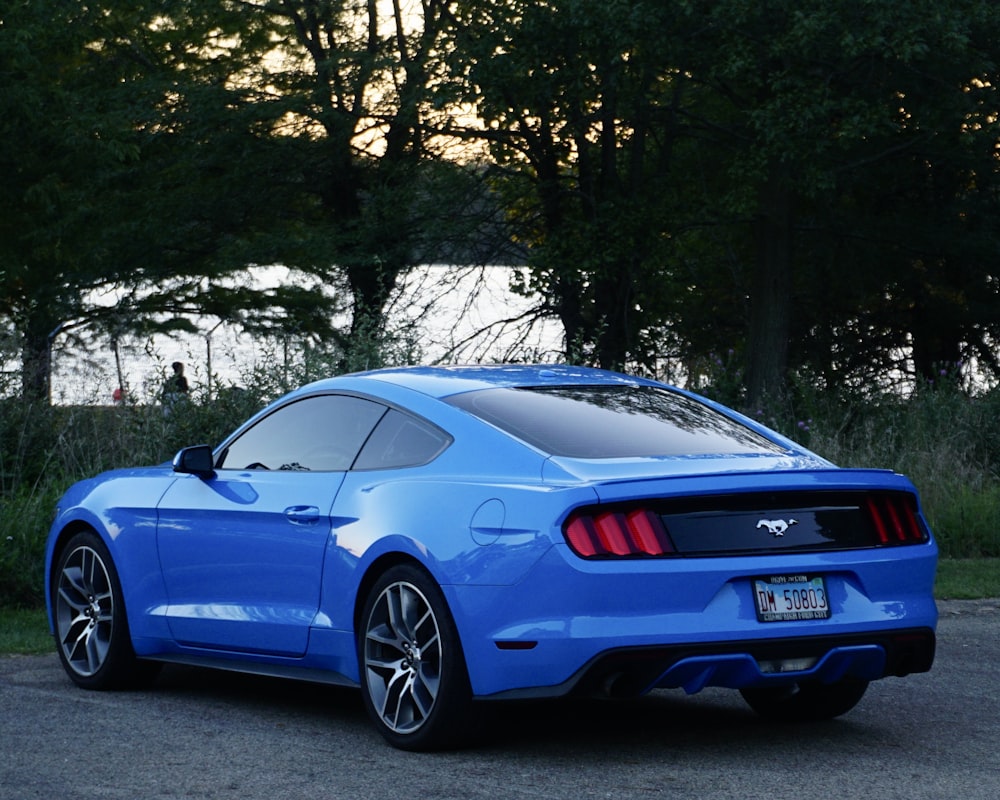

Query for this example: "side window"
[353,409,451,470]
[218,395,386,472]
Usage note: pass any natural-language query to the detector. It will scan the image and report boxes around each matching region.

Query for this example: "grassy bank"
[935,558,1000,600]
[1,608,51,655]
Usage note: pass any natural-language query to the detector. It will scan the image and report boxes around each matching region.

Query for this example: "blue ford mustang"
[45,365,937,750]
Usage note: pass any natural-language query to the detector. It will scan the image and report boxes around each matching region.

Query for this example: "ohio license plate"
[753,575,830,622]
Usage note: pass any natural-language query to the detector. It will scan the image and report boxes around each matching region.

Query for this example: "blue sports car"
[45,365,937,750]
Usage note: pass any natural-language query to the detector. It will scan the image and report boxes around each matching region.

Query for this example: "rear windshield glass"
[445,385,788,458]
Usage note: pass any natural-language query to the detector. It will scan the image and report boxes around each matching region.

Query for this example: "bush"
[0,388,270,609]
[771,379,1000,558]
[4,359,1000,611]
[0,334,431,610]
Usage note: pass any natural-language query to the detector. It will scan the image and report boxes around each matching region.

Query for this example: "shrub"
[0,387,271,609]
[3,355,1000,611]
[0,483,63,608]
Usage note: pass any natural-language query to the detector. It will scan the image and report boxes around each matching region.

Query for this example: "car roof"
[308,364,655,400]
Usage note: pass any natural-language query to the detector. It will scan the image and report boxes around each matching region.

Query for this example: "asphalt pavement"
[1,599,997,800]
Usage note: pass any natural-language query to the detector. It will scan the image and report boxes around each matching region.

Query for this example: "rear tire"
[52,531,159,690]
[740,677,869,721]
[358,564,474,751]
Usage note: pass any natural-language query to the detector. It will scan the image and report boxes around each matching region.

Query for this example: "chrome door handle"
[284,505,321,524]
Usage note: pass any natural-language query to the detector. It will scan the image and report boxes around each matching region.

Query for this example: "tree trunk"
[909,274,964,384]
[746,165,793,410]
[20,311,59,404]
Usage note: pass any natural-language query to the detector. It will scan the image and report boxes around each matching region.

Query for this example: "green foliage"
[6,1,1000,404]
[749,377,1000,559]
[1,0,476,403]
[692,354,1000,558]
[0,332,433,607]
[0,395,267,608]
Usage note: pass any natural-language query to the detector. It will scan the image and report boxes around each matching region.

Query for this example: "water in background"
[45,265,563,405]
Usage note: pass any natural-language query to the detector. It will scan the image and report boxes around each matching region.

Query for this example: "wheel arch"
[352,552,431,641]
[45,520,104,630]
[350,553,474,682]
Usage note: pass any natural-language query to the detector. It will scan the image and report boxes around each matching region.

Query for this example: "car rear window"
[445,385,788,458]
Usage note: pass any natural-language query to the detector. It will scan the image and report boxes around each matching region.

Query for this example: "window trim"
[215,391,452,473]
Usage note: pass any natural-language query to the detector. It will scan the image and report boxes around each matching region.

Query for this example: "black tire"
[358,564,474,751]
[52,530,159,690]
[740,677,869,722]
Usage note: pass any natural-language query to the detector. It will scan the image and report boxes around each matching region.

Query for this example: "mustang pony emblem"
[756,518,798,537]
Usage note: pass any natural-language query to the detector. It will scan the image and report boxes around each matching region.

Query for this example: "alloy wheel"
[363,579,443,734]
[55,544,115,678]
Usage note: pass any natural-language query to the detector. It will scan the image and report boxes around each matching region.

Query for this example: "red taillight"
[564,507,675,558]
[866,494,927,545]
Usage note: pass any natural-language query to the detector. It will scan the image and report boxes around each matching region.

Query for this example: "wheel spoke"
[83,625,110,675]
[57,587,87,615]
[365,624,402,650]
[383,667,416,728]
[388,584,417,641]
[58,568,89,608]
[408,671,435,719]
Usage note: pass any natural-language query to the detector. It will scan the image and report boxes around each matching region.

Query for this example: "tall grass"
[695,358,1000,559]
[2,354,999,609]
[790,383,1000,559]
[0,395,267,608]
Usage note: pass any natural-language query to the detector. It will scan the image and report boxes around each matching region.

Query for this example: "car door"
[156,394,387,657]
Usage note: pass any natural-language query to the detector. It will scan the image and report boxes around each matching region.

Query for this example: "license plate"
[753,575,830,622]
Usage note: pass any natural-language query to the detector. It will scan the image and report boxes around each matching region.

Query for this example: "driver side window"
[218,394,386,472]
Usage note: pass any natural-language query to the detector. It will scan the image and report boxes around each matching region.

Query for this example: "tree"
[0,1,339,401]
[7,0,1000,406]
[222,0,484,366]
[442,0,690,372]
[0,1,136,400]
[443,0,1000,400]
[1,0,485,400]
[672,0,1000,402]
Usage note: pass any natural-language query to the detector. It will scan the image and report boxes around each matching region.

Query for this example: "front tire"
[52,531,158,689]
[359,564,474,751]
[740,677,869,722]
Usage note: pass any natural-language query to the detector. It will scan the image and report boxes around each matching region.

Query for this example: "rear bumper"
[447,542,938,698]
[552,627,936,700]
[480,628,935,700]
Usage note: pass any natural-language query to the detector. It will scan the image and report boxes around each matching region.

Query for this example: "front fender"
[45,470,179,643]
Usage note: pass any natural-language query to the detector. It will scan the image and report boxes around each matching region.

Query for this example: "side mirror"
[172,445,216,479]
